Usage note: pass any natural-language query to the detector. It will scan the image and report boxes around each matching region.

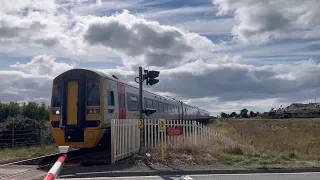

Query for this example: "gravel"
[58,155,238,178]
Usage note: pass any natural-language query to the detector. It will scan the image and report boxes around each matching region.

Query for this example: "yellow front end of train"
[49,69,106,149]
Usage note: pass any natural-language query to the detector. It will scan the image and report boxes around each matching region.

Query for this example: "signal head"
[147,71,160,79]
[147,79,159,86]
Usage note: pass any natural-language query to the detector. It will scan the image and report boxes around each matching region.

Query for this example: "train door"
[67,82,78,125]
[117,83,126,119]
[63,78,86,143]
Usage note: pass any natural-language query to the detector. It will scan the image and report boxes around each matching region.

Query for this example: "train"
[49,68,211,149]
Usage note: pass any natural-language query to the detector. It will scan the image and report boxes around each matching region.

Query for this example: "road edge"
[58,168,320,178]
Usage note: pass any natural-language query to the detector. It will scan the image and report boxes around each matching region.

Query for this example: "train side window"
[154,101,159,111]
[87,78,100,106]
[52,84,61,107]
[108,90,115,106]
[147,99,153,108]
[159,102,164,112]
[144,98,147,109]
[164,104,168,113]
[127,93,139,111]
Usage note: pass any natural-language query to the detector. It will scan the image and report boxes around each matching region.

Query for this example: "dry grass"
[149,118,320,168]
[211,118,320,159]
[0,145,59,161]
[149,133,251,167]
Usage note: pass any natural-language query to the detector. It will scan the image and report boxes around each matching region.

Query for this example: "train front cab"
[50,69,106,149]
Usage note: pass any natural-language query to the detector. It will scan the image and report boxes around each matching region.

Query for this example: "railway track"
[0,147,111,180]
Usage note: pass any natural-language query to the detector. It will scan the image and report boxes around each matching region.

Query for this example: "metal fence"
[111,119,140,163]
[0,126,54,149]
[110,119,235,163]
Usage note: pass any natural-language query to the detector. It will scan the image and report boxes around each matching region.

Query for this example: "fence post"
[12,127,14,149]
[193,121,197,145]
[111,119,115,163]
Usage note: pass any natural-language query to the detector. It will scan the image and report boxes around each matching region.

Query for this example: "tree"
[220,112,228,118]
[38,102,49,121]
[240,108,248,118]
[230,112,237,118]
[249,111,255,117]
[0,102,8,122]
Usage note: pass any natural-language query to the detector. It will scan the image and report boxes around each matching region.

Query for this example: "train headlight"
[87,109,100,114]
[52,109,60,115]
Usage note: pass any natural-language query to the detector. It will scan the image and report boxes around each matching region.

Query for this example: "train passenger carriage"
[49,68,210,149]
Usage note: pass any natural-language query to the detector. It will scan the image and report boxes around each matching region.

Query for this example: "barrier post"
[43,146,69,180]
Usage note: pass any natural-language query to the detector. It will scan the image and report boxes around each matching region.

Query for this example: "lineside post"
[138,67,145,155]
[134,66,159,157]
[159,119,165,161]
[43,146,69,180]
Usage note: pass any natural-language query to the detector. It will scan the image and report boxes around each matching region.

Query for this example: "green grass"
[0,145,59,161]
[213,152,320,169]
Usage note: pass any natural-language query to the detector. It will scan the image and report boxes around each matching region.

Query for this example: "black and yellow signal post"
[159,119,165,161]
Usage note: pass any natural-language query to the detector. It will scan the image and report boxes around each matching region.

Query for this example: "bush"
[224,147,244,155]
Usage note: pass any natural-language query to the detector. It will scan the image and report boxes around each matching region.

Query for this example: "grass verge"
[0,145,59,161]
[149,118,320,169]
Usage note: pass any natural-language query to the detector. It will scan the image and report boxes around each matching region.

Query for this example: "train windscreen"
[87,78,100,106]
[52,84,61,107]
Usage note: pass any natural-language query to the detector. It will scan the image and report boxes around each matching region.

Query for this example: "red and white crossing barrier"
[43,146,69,180]
[43,154,67,180]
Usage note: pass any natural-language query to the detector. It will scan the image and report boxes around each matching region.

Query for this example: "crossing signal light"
[144,70,160,86]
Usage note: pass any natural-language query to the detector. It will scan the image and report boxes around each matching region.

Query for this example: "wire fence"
[0,125,54,149]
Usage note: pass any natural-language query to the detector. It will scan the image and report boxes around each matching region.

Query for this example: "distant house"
[268,102,320,118]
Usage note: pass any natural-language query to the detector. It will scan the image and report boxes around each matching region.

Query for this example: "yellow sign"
[138,119,143,129]
[159,119,165,132]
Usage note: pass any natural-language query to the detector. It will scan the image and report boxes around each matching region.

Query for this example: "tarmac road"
[57,172,320,180]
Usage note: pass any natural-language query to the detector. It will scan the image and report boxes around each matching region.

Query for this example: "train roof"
[54,68,209,113]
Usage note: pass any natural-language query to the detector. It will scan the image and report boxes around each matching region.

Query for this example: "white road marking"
[180,175,193,180]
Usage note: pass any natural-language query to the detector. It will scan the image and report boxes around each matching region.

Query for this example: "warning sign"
[159,119,165,132]
[138,119,143,129]
[167,126,182,136]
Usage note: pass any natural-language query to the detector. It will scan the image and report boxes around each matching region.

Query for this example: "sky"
[1,0,320,116]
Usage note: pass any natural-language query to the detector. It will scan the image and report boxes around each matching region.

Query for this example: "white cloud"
[82,10,218,69]
[142,6,217,20]
[212,0,320,43]
[0,54,77,104]
[174,18,235,35]
[10,55,76,76]
[0,0,57,14]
